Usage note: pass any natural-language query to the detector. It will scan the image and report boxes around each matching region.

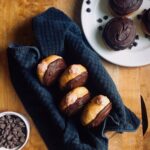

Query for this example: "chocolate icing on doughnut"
[103,17,136,50]
[43,59,66,86]
[110,0,143,16]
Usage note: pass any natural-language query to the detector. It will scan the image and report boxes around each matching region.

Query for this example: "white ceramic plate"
[81,0,150,67]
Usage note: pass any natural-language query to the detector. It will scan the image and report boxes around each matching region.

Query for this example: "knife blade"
[141,95,148,136]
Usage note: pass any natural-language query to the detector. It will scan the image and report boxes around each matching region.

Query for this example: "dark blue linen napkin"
[8,8,140,150]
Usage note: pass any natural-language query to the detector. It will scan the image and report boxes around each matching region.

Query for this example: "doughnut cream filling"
[81,95,110,126]
[37,55,62,83]
[60,64,87,88]
[61,87,89,110]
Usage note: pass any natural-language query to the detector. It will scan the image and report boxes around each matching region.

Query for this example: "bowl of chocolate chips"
[0,111,30,150]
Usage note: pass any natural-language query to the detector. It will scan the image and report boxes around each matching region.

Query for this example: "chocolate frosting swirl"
[110,0,143,16]
[103,17,136,50]
[142,9,150,34]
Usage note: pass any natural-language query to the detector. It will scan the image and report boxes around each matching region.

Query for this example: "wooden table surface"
[0,0,149,150]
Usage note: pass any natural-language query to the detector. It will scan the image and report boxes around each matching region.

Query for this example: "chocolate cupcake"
[59,64,88,91]
[103,17,136,50]
[109,0,143,16]
[60,87,90,116]
[37,55,66,86]
[142,9,150,35]
[81,95,112,128]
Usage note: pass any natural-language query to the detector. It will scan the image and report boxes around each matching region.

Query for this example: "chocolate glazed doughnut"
[103,17,136,50]
[37,55,66,86]
[60,87,90,116]
[43,59,66,86]
[142,9,150,35]
[59,64,88,91]
[109,0,143,16]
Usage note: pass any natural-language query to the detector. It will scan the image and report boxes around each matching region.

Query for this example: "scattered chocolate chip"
[86,8,91,13]
[97,18,103,23]
[137,14,142,20]
[98,26,103,31]
[128,44,133,49]
[133,42,138,47]
[86,0,91,4]
[135,35,139,40]
[145,34,150,39]
[103,16,108,20]
[0,115,27,149]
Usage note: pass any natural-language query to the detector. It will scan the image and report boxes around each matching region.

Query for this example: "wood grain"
[0,0,149,150]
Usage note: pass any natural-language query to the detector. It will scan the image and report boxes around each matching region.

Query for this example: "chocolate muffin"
[59,64,88,91]
[37,55,66,86]
[142,9,150,35]
[81,95,112,128]
[60,87,90,116]
[103,17,136,50]
[109,0,143,16]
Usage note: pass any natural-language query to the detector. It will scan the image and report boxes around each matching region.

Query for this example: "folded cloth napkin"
[8,8,140,150]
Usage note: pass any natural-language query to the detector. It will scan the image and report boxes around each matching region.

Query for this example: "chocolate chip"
[98,26,103,31]
[86,8,91,12]
[12,123,15,127]
[145,34,150,39]
[7,134,13,140]
[0,116,5,121]
[97,18,103,23]
[135,35,139,40]
[19,122,25,127]
[143,9,147,13]
[6,115,11,119]
[13,130,18,135]
[0,123,6,129]
[133,42,138,47]
[103,16,108,20]
[137,14,142,20]
[86,0,91,4]
[0,115,27,149]
[20,137,25,143]
[128,45,133,49]
[9,119,13,123]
